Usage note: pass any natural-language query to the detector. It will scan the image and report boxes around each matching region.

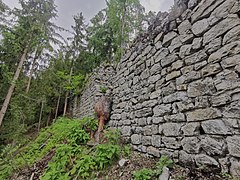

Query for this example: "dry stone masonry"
[74,0,240,176]
[73,64,115,118]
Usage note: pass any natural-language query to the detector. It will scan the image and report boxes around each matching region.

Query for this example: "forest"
[0,0,155,145]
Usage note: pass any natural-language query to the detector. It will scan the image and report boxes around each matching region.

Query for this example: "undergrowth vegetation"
[0,117,129,179]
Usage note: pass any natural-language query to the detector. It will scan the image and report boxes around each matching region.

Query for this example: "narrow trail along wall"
[74,0,240,176]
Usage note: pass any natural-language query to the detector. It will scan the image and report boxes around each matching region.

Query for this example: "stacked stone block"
[109,0,240,176]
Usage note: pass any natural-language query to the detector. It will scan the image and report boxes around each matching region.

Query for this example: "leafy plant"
[155,155,174,176]
[133,168,154,180]
[100,86,108,93]
[104,129,121,144]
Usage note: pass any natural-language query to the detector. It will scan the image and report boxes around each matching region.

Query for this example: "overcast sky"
[3,0,173,38]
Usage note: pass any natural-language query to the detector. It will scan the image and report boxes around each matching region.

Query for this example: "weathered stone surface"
[162,137,181,149]
[187,108,222,122]
[195,154,219,167]
[142,136,152,145]
[223,25,240,45]
[164,113,186,122]
[192,37,202,50]
[208,41,240,63]
[181,122,200,136]
[181,137,200,154]
[187,78,215,97]
[223,101,240,119]
[227,136,240,158]
[188,0,198,9]
[185,50,208,65]
[161,54,178,67]
[230,158,240,177]
[163,92,188,103]
[159,167,170,180]
[152,135,161,147]
[201,120,232,135]
[203,15,240,45]
[150,63,162,75]
[221,55,240,69]
[195,96,209,108]
[205,37,222,53]
[147,146,160,157]
[161,82,176,96]
[178,20,191,34]
[192,18,210,36]
[162,123,183,137]
[162,31,178,46]
[179,150,194,166]
[153,104,172,117]
[179,45,192,58]
[201,63,222,77]
[211,94,231,107]
[121,126,132,136]
[166,71,181,81]
[201,137,226,155]
[135,108,152,118]
[131,134,141,145]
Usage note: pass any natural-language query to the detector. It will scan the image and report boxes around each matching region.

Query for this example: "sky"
[3,0,174,38]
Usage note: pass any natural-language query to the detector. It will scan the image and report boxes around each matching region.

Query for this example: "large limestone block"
[181,137,201,154]
[227,136,240,158]
[162,123,183,137]
[131,134,141,145]
[195,154,219,167]
[186,108,222,122]
[201,120,232,135]
[201,137,226,155]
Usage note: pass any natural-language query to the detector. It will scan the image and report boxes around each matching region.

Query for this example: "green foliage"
[133,155,174,180]
[155,155,174,176]
[0,117,126,179]
[100,86,108,93]
[133,168,154,180]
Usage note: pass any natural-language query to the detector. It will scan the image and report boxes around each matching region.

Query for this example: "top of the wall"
[121,0,200,62]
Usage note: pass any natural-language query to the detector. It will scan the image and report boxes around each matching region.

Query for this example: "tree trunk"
[63,62,73,117]
[38,101,44,132]
[0,47,28,127]
[54,94,61,122]
[120,0,127,59]
[26,49,41,93]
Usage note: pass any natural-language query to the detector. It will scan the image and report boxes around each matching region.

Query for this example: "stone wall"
[73,0,240,176]
[73,64,115,119]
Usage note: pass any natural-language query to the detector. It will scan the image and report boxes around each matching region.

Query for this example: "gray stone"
[181,137,200,154]
[227,136,240,158]
[185,50,208,65]
[162,82,176,96]
[201,120,232,135]
[143,125,152,135]
[150,63,162,75]
[179,150,194,166]
[171,60,184,71]
[181,122,200,136]
[219,158,230,174]
[155,48,169,63]
[147,146,160,157]
[205,37,222,54]
[137,118,147,126]
[149,74,161,84]
[159,167,170,180]
[179,45,192,58]
[187,78,215,97]
[195,96,209,108]
[135,108,152,118]
[150,89,162,100]
[201,137,226,155]
[230,158,240,177]
[194,60,207,71]
[201,63,222,77]
[192,37,202,50]
[188,0,198,9]
[118,158,128,167]
[163,92,188,103]
[195,154,219,167]
[121,126,132,136]
[166,71,181,81]
[162,123,183,137]
[152,135,161,147]
[162,31,178,46]
[161,54,178,67]
[142,136,152,145]
[164,113,186,122]
[223,25,240,45]
[169,36,182,53]
[178,20,192,34]
[162,137,181,149]
[203,15,240,45]
[208,41,240,63]
[152,117,165,124]
[140,69,150,80]
[223,101,240,119]
[221,55,240,69]
[175,101,194,112]
[187,108,222,122]
[131,134,141,145]
[153,104,172,117]
[192,18,210,36]
[154,32,164,44]
[211,94,231,107]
